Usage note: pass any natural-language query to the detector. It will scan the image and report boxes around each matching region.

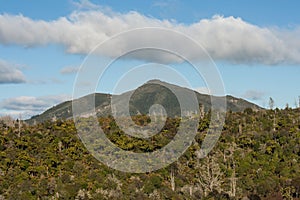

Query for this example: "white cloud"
[0,59,26,84]
[0,95,70,119]
[60,66,79,74]
[0,110,36,120]
[243,90,265,101]
[72,0,101,10]
[0,9,300,64]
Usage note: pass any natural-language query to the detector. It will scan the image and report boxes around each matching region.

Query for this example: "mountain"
[26,80,262,124]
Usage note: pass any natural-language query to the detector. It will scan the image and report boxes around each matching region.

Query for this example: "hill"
[1,107,299,199]
[26,80,262,124]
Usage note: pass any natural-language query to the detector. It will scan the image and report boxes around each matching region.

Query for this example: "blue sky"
[0,0,300,118]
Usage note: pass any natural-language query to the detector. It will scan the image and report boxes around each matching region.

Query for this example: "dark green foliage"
[143,175,163,194]
[1,108,299,199]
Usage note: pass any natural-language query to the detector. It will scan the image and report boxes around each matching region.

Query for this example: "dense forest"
[0,107,299,199]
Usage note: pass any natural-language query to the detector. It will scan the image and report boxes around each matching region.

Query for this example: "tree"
[227,143,238,198]
[195,154,224,197]
[269,97,274,110]
[170,167,175,192]
[0,115,14,127]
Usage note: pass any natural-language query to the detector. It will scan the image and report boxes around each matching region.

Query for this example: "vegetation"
[0,107,299,199]
[26,80,262,124]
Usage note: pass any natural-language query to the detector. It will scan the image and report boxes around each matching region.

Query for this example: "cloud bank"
[0,60,26,84]
[0,95,70,119]
[0,9,300,64]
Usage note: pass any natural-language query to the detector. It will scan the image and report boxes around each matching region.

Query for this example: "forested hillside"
[27,80,262,124]
[0,108,299,199]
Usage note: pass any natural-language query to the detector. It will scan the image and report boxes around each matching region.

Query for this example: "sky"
[0,0,300,119]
